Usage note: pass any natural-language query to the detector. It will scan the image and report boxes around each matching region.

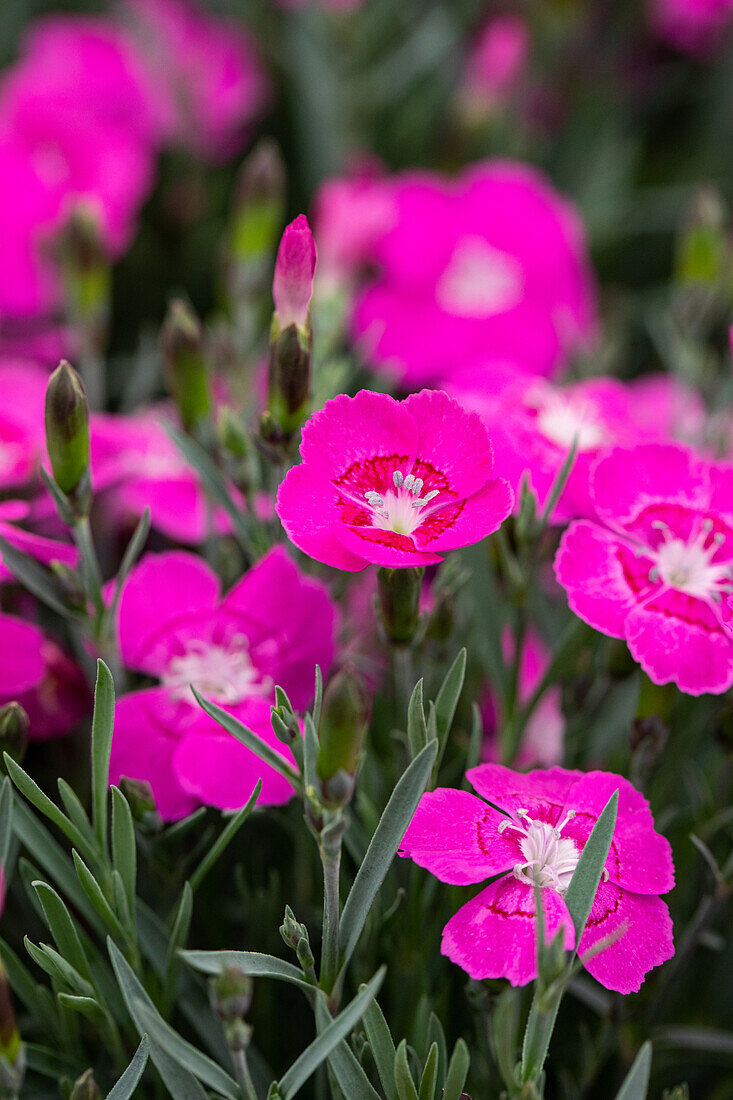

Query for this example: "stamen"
[412,477,424,496]
[404,474,415,490]
[393,471,403,488]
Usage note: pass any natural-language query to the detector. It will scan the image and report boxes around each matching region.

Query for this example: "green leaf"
[57,993,107,1026]
[312,665,324,731]
[32,881,92,982]
[338,739,437,977]
[0,937,62,1040]
[418,1043,439,1100]
[24,938,94,999]
[23,1043,81,1080]
[134,999,240,1099]
[0,778,12,868]
[615,1041,652,1100]
[0,536,79,619]
[362,997,398,1100]
[181,949,315,998]
[72,850,130,947]
[432,649,466,776]
[394,1039,419,1100]
[425,1013,447,1090]
[107,940,223,1100]
[442,1039,470,1100]
[163,883,193,1002]
[106,1034,150,1100]
[406,680,427,758]
[111,787,137,918]
[192,688,301,788]
[278,973,386,1097]
[653,1027,733,1055]
[91,660,115,857]
[564,790,619,945]
[57,779,96,850]
[303,712,319,795]
[108,508,151,622]
[189,780,261,893]
[539,436,579,527]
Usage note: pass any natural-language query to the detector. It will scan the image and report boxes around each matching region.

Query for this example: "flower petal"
[554,521,637,639]
[404,388,496,498]
[414,477,513,552]
[578,881,674,994]
[591,443,708,527]
[467,763,582,822]
[626,605,733,696]
[0,613,45,695]
[276,462,368,572]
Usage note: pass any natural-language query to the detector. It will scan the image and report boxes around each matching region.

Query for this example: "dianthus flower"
[0,499,77,583]
[276,388,513,571]
[0,360,52,490]
[649,0,733,53]
[555,443,733,695]
[459,14,529,115]
[449,367,706,522]
[350,161,597,386]
[109,546,336,820]
[400,764,674,993]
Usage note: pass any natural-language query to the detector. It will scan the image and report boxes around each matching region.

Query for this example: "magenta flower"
[109,546,336,820]
[313,166,396,290]
[0,612,88,739]
[449,367,707,522]
[350,161,597,387]
[0,499,78,584]
[459,14,529,113]
[555,443,733,695]
[649,0,733,53]
[0,359,51,490]
[401,764,674,993]
[122,0,270,161]
[276,388,513,572]
[273,215,317,330]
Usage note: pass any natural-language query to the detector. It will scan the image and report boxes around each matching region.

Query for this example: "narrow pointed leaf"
[406,679,427,758]
[91,660,115,856]
[418,1043,438,1100]
[72,850,130,945]
[111,787,137,916]
[615,1041,652,1100]
[106,1035,150,1100]
[108,508,151,621]
[394,1039,419,1100]
[362,997,398,1100]
[4,754,100,870]
[57,779,95,848]
[0,778,12,868]
[134,999,240,1099]
[181,949,315,997]
[189,780,261,892]
[192,688,300,788]
[564,790,619,945]
[313,991,383,1100]
[443,1039,470,1100]
[0,536,78,619]
[33,881,91,982]
[339,739,437,976]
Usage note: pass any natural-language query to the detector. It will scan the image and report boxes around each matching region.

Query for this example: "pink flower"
[400,764,674,993]
[483,629,564,767]
[649,0,733,53]
[0,499,78,584]
[312,166,396,290]
[350,161,597,387]
[460,15,529,112]
[555,443,733,695]
[109,546,336,820]
[449,367,707,522]
[273,215,317,329]
[276,388,513,572]
[0,612,88,739]
[121,0,270,161]
[0,360,52,490]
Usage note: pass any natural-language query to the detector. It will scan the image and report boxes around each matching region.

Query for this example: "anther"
[404,474,415,490]
[393,471,403,488]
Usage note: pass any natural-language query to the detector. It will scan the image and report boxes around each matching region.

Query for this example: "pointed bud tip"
[273,215,317,330]
[45,361,90,496]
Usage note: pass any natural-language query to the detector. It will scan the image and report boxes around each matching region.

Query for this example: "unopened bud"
[69,1068,101,1100]
[211,968,253,1021]
[676,186,727,286]
[266,324,311,443]
[119,777,161,832]
[317,667,370,789]
[377,566,425,647]
[280,906,309,951]
[0,704,29,765]
[295,936,315,973]
[161,300,212,434]
[45,361,90,499]
[217,407,248,460]
[273,215,317,333]
[232,139,286,267]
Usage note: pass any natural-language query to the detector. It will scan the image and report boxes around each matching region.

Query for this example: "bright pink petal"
[117,551,221,675]
[173,697,296,811]
[221,545,336,710]
[563,771,674,895]
[298,390,417,484]
[404,389,496,498]
[467,764,583,821]
[626,605,733,696]
[335,520,444,568]
[554,522,637,639]
[0,613,45,695]
[109,688,198,822]
[578,881,674,994]
[442,876,574,985]
[414,477,513,552]
[276,462,368,572]
[0,520,78,583]
[591,444,708,527]
[400,788,519,884]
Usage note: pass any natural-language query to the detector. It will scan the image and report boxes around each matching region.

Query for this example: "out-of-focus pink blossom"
[109,546,336,819]
[121,0,270,161]
[350,161,597,387]
[0,499,78,584]
[650,0,733,53]
[0,360,52,490]
[460,14,529,114]
[277,388,513,571]
[312,168,396,290]
[401,764,675,992]
[273,215,317,329]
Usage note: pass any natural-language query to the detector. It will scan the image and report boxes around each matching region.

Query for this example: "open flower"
[400,764,674,993]
[555,443,733,695]
[276,388,513,571]
[109,546,336,820]
[350,161,597,387]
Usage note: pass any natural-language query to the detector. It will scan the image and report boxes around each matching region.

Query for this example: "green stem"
[319,811,345,997]
[519,979,566,1093]
[231,1048,259,1100]
[72,515,104,624]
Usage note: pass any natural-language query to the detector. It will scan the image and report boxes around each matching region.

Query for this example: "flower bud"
[265,324,311,443]
[69,1069,101,1100]
[211,968,253,1021]
[161,300,212,434]
[272,215,317,333]
[119,777,161,833]
[317,666,370,786]
[217,407,248,460]
[377,566,425,646]
[45,361,90,499]
[0,703,29,766]
[232,139,285,270]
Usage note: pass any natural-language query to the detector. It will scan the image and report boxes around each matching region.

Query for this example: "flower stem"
[519,979,565,1093]
[319,810,345,997]
[231,1048,258,1100]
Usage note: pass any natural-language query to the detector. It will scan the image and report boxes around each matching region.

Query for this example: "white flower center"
[436,237,525,318]
[534,392,606,451]
[364,469,440,537]
[161,639,271,705]
[648,519,733,601]
[499,808,581,894]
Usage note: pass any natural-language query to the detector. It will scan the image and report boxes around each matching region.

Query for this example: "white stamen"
[393,471,403,488]
[362,467,442,537]
[500,808,580,895]
[162,638,271,706]
[646,515,733,602]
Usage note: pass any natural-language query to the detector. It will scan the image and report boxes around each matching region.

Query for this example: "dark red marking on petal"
[347,526,418,553]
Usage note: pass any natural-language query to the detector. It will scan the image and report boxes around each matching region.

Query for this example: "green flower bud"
[45,361,91,501]
[69,1069,101,1100]
[265,322,311,443]
[161,299,212,434]
[211,968,253,1022]
[0,704,29,766]
[317,667,370,787]
[377,566,425,646]
[231,139,285,269]
[119,777,161,833]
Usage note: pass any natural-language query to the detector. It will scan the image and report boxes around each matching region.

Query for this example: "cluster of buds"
[279,906,316,980]
[261,215,317,449]
[45,361,91,519]
[210,967,254,1054]
[161,299,212,436]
